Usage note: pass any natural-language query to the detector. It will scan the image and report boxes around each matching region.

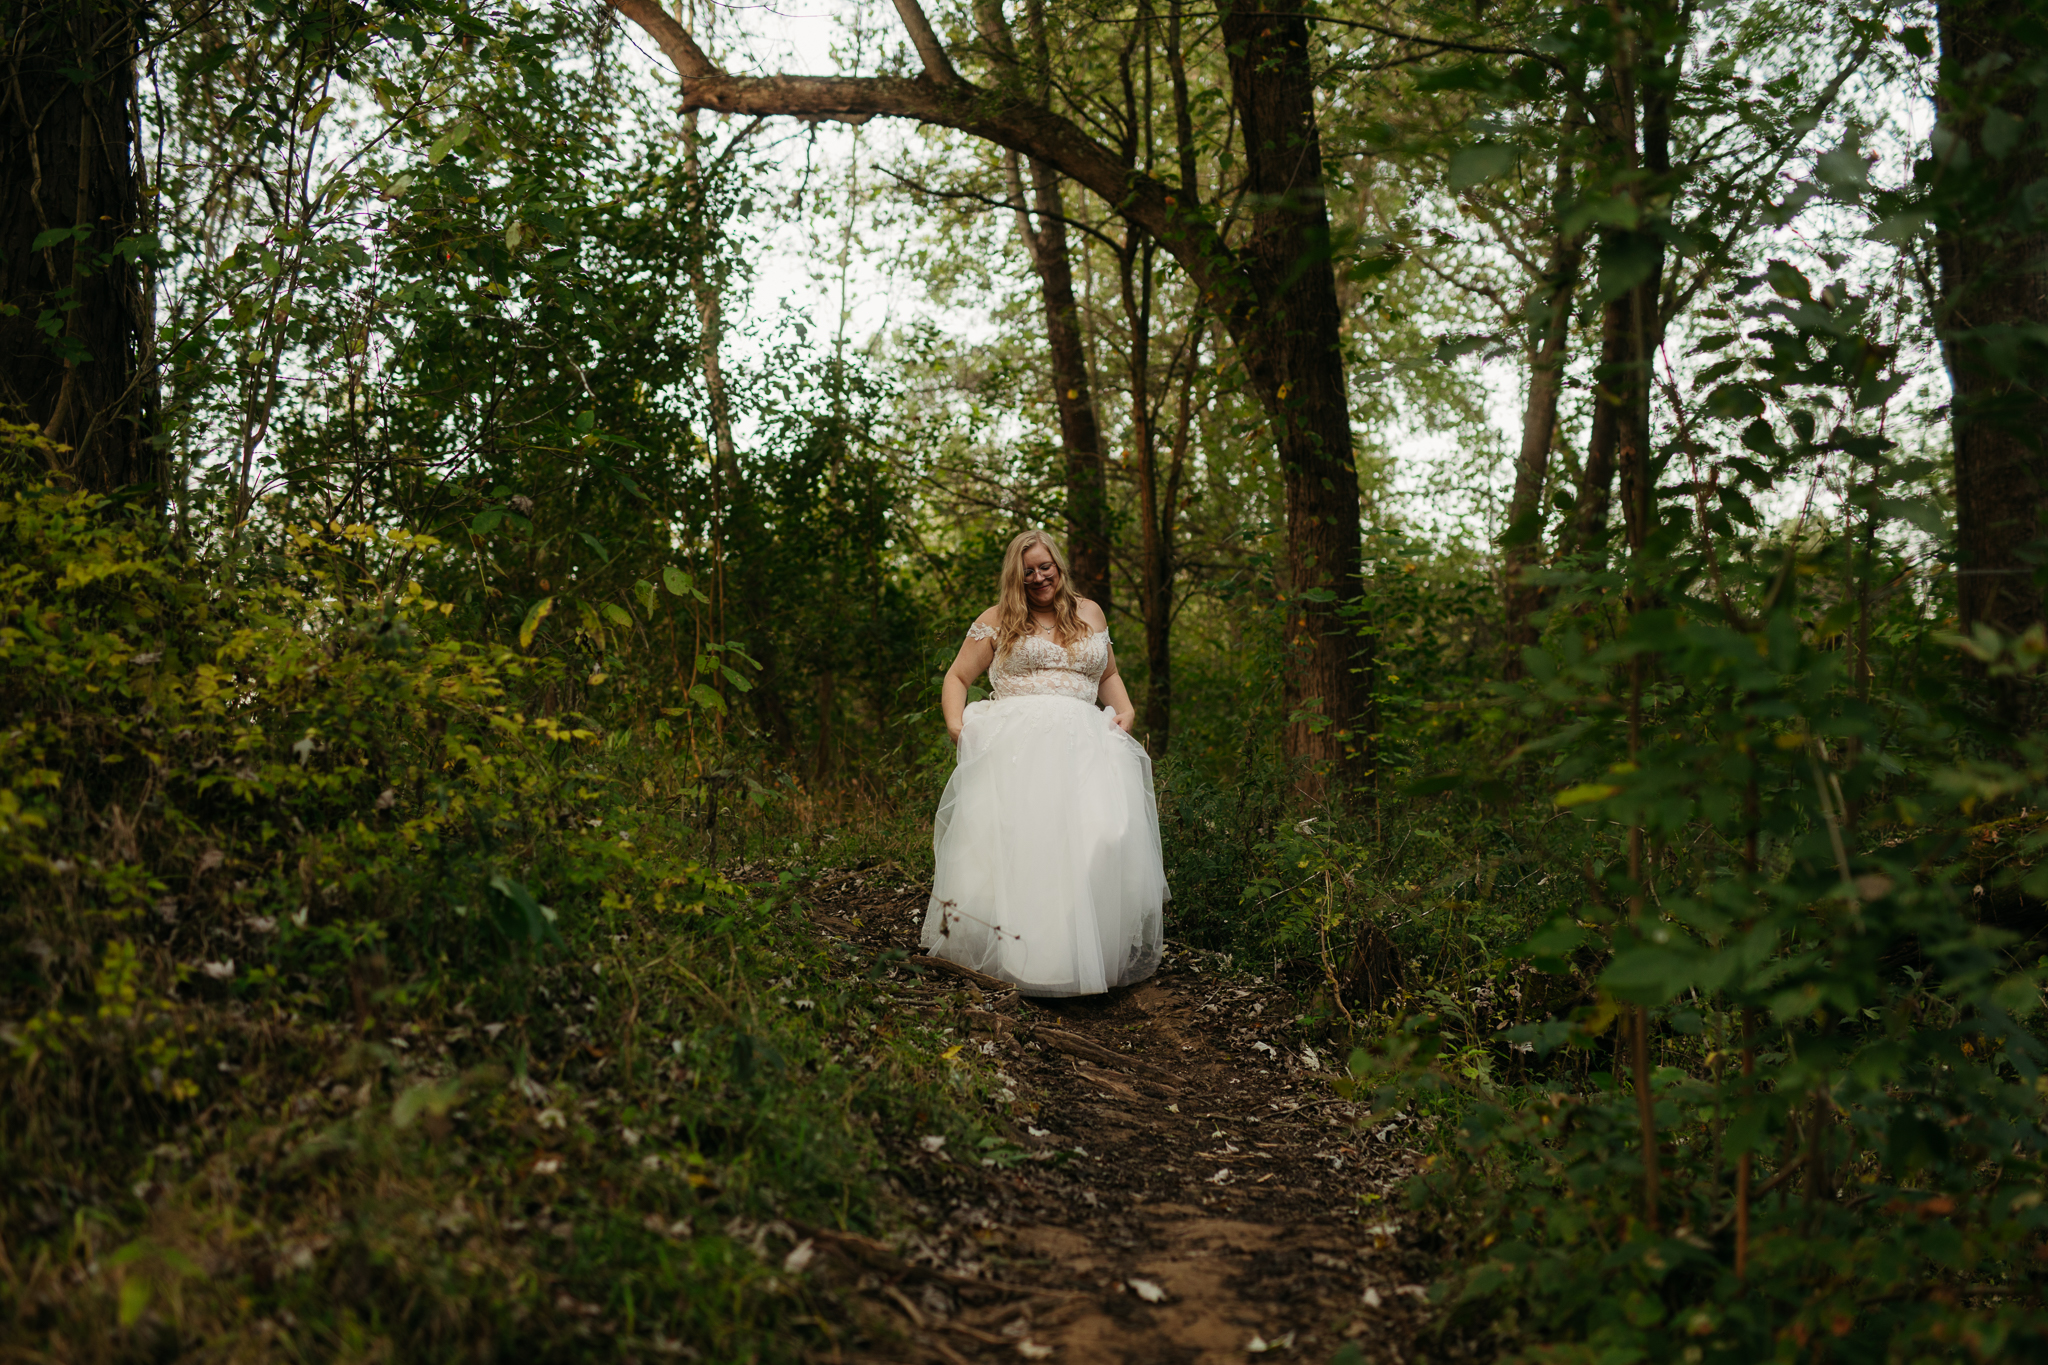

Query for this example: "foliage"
[7,0,2047,1353]
[1333,231,2048,1363]
[0,435,996,1359]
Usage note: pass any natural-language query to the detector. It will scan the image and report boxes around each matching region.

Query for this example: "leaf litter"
[793,872,1438,1363]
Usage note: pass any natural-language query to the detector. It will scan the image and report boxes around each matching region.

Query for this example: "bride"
[921,529,1167,996]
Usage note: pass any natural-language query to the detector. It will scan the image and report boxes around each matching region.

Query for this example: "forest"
[1,0,2045,1358]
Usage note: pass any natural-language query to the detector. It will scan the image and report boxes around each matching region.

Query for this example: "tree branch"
[604,0,715,78]
[889,0,963,85]
[602,1,1275,382]
[883,164,1123,252]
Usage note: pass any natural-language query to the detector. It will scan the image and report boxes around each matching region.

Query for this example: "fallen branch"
[909,954,1015,994]
[1030,1027,1180,1086]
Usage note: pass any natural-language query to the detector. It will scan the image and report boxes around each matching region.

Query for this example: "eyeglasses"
[1022,565,1060,582]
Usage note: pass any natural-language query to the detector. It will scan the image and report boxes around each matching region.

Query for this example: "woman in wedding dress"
[921,529,1167,996]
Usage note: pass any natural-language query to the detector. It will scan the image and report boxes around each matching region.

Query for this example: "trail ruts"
[793,869,1436,1365]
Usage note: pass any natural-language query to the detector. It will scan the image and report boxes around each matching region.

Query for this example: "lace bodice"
[967,622,1110,704]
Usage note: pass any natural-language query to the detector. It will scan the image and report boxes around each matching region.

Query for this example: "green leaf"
[1816,130,1870,193]
[519,596,554,650]
[1496,508,1541,548]
[1765,260,1811,302]
[1705,385,1766,420]
[1553,783,1619,808]
[688,683,727,714]
[31,225,85,252]
[602,603,632,627]
[662,566,693,597]
[192,41,238,74]
[118,1275,151,1327]
[632,579,657,615]
[489,874,558,944]
[1983,108,2022,160]
[299,95,336,131]
[1346,250,1404,282]
[720,665,753,693]
[1519,918,1591,959]
[426,120,471,165]
[1603,946,1697,1004]
[1447,143,1516,192]
[392,1075,463,1128]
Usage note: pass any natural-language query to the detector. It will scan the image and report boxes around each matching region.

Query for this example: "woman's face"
[1020,543,1060,609]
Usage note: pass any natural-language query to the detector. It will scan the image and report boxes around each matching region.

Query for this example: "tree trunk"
[1221,0,1363,798]
[1936,0,2048,724]
[683,109,738,489]
[1565,299,1625,558]
[1145,338,1198,759]
[1006,153,1112,612]
[1502,165,1581,672]
[1120,230,1179,759]
[0,0,157,496]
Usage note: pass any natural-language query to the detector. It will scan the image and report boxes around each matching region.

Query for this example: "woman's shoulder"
[961,605,1002,642]
[1073,598,1108,631]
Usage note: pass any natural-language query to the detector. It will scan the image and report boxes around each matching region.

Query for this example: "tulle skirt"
[922,694,1167,996]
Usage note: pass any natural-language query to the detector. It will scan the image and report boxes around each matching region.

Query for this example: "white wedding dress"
[921,624,1167,996]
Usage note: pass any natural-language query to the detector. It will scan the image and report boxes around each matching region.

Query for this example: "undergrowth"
[0,456,996,1362]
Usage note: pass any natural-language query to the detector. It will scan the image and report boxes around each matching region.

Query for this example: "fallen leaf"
[1128,1278,1166,1303]
[919,1135,947,1153]
[783,1239,815,1272]
[1017,1343,1054,1360]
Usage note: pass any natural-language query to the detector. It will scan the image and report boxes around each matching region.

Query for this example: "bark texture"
[1502,195,1580,669]
[1936,0,2048,707]
[1567,299,1625,558]
[0,0,157,494]
[1220,0,1364,793]
[1008,155,1112,612]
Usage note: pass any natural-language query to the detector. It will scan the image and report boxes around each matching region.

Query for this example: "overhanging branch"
[601,0,1271,393]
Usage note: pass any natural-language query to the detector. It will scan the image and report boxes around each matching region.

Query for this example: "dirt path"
[794,873,1435,1365]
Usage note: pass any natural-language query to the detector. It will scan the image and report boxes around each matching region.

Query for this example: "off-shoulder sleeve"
[965,622,997,642]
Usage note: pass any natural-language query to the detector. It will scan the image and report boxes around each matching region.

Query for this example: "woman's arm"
[942,619,997,744]
[1079,600,1137,735]
[1097,648,1137,735]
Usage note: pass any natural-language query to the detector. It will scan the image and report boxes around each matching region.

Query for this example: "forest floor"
[787,870,1440,1365]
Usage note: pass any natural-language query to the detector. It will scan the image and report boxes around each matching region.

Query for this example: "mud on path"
[787,870,1438,1365]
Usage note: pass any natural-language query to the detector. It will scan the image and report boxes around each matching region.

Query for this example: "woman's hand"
[948,721,964,746]
[1114,708,1135,735]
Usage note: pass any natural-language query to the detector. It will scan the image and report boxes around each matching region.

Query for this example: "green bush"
[0,440,990,1361]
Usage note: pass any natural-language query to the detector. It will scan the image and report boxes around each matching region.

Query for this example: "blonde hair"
[995,528,1086,656]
